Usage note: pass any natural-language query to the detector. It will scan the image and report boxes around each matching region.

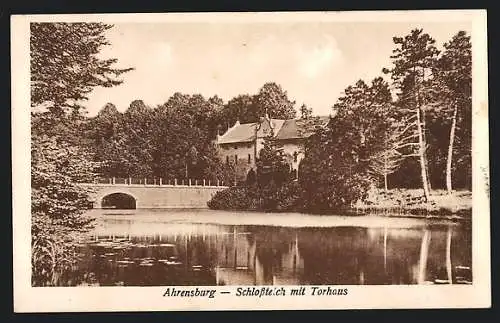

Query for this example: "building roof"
[256,118,285,138]
[217,122,257,144]
[275,119,300,140]
[217,116,330,145]
[275,116,330,140]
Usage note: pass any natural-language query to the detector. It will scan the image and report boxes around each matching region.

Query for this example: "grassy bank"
[207,185,472,219]
[352,188,472,219]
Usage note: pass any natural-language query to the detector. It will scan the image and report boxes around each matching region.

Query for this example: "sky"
[83,19,472,117]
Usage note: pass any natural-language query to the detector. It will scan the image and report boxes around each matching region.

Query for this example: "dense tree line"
[83,82,298,183]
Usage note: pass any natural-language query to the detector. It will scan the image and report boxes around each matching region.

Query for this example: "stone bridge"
[80,181,228,209]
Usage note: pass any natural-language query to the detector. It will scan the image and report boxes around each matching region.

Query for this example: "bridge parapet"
[91,177,229,187]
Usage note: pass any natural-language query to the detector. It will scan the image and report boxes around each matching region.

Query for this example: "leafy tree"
[256,136,291,188]
[217,94,254,129]
[94,103,121,139]
[85,103,128,177]
[299,103,313,119]
[217,82,297,132]
[31,23,133,113]
[299,77,395,210]
[120,100,155,177]
[31,133,97,286]
[254,82,297,119]
[142,93,228,182]
[127,99,149,115]
[32,106,89,146]
[206,95,225,138]
[252,136,291,209]
[299,126,373,212]
[30,23,132,285]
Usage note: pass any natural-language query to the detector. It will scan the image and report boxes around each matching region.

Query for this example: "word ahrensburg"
[163,287,216,298]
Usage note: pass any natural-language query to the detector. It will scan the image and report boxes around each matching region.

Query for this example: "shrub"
[207,186,255,210]
[207,181,302,212]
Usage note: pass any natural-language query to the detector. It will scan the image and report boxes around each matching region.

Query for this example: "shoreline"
[352,188,472,220]
[85,208,468,229]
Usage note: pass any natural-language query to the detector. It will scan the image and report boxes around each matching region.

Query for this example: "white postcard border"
[12,10,490,312]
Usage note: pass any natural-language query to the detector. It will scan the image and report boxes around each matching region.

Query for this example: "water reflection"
[69,218,472,286]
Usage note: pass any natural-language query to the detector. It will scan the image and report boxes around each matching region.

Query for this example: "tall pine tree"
[383,29,440,202]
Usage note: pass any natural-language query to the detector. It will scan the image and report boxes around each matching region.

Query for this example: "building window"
[226,156,229,164]
[248,154,251,164]
[235,154,238,164]
[247,143,252,148]
[234,145,238,149]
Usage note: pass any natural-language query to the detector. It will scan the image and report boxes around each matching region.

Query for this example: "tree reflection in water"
[66,220,471,286]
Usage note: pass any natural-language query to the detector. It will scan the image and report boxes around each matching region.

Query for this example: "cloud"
[296,35,343,79]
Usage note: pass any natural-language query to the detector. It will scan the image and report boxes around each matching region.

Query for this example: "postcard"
[12,10,490,312]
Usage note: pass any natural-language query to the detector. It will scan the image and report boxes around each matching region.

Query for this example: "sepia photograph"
[12,10,490,311]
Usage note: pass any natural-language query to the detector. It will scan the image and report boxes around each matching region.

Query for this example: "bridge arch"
[101,192,136,209]
[95,189,139,209]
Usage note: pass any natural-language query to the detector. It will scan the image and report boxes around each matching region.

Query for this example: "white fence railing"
[91,177,228,187]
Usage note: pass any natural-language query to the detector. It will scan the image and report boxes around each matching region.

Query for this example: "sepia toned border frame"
[11,10,490,312]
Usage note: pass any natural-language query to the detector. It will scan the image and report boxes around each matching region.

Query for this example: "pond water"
[66,209,472,286]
